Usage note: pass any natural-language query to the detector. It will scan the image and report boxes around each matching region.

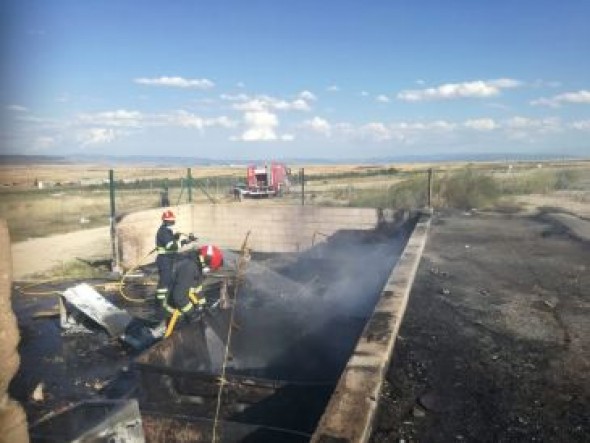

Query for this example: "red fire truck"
[236,162,291,198]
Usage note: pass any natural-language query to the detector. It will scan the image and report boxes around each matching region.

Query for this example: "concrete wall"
[0,220,29,443]
[116,204,407,268]
[311,212,431,442]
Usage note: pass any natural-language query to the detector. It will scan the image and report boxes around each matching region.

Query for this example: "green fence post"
[187,168,193,203]
[108,169,120,272]
[300,168,305,206]
[427,168,433,209]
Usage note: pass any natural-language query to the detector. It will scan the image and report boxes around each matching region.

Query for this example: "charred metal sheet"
[29,399,144,443]
[61,283,132,337]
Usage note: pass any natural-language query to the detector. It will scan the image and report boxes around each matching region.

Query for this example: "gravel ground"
[371,210,590,442]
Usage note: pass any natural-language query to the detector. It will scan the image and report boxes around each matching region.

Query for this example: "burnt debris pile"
[133,225,411,439]
[14,221,414,442]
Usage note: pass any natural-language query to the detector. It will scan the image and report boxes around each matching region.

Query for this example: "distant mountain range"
[0,152,587,166]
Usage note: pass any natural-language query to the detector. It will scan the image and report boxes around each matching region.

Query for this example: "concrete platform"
[10,210,426,441]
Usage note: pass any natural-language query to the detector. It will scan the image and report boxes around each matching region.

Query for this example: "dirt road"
[11,227,111,280]
[371,210,590,442]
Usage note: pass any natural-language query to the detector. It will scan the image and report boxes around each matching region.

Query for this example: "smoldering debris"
[231,231,405,380]
[137,228,409,383]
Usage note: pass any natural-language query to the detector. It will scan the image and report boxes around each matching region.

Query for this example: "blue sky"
[1,0,589,160]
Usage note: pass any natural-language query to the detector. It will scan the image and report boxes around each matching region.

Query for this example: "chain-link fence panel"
[286,167,431,210]
[3,161,589,243]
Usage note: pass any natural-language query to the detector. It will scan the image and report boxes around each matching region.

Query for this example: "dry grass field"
[1,159,589,244]
[0,162,416,189]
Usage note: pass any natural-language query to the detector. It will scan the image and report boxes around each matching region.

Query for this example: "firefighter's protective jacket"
[155,222,180,301]
[169,250,206,314]
[155,223,178,255]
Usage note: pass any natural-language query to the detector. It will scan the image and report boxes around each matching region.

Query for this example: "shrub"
[346,175,427,209]
[437,168,500,209]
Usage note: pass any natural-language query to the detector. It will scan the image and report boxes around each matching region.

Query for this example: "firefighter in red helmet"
[154,210,180,305]
[168,245,224,323]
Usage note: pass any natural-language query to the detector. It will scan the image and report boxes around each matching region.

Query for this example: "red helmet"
[162,210,176,222]
[200,245,224,271]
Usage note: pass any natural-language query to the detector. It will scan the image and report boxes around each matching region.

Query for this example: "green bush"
[555,169,580,190]
[345,175,427,209]
[438,168,500,209]
[499,169,581,195]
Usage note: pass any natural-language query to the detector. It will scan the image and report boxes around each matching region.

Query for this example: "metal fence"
[2,160,589,246]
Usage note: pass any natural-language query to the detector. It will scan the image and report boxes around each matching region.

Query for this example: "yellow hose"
[117,249,158,303]
[14,250,156,302]
[164,309,181,338]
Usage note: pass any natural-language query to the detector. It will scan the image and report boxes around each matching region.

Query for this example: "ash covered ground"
[9,222,411,440]
[371,210,590,442]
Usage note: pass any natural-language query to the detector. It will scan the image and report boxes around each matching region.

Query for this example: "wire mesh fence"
[2,160,589,245]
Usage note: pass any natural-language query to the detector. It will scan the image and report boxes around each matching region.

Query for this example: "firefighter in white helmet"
[154,210,180,305]
[167,245,224,324]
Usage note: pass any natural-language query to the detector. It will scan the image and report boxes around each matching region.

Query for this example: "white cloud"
[397,78,521,102]
[134,76,215,89]
[220,93,250,101]
[376,95,390,103]
[570,120,590,130]
[236,82,245,88]
[168,110,236,130]
[487,78,521,88]
[75,109,236,132]
[232,95,310,112]
[239,110,279,141]
[171,112,205,129]
[299,90,317,101]
[78,110,144,127]
[429,120,457,131]
[506,116,545,129]
[233,99,267,112]
[275,98,310,111]
[79,128,117,146]
[210,116,236,128]
[6,105,28,112]
[531,90,590,107]
[303,116,332,136]
[360,91,369,97]
[359,122,392,141]
[327,85,340,92]
[464,118,497,131]
[504,116,562,139]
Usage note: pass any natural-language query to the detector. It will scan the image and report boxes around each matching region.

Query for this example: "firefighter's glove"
[173,233,181,240]
[180,239,188,246]
[188,233,196,242]
[195,297,207,309]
